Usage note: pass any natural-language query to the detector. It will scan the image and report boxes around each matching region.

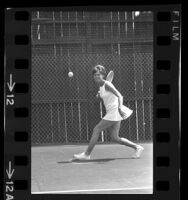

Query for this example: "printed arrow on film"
[6,161,15,179]
[7,74,15,92]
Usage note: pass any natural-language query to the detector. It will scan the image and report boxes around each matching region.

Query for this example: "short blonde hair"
[92,65,106,77]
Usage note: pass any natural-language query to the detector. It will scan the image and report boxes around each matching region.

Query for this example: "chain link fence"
[31,11,153,145]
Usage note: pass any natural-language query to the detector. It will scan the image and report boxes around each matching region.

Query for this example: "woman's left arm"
[105,82,123,109]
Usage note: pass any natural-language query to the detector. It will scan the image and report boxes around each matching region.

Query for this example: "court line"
[32,186,152,194]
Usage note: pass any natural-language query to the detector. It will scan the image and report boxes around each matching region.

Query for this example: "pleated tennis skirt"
[103,105,133,121]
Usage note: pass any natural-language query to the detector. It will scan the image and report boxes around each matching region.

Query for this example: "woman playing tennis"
[73,65,144,160]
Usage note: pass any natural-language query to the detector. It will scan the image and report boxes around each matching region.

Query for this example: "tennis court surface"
[32,143,153,194]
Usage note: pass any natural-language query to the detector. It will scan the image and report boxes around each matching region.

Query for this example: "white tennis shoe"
[73,152,91,160]
[132,145,144,159]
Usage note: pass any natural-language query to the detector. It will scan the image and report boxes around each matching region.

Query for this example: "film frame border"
[4,5,181,200]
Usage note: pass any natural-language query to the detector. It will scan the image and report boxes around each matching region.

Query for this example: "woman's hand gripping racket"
[96,70,114,98]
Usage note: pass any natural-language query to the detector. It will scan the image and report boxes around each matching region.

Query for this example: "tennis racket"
[106,70,114,82]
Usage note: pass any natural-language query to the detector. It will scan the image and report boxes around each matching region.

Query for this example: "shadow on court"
[32,143,153,194]
[57,157,134,164]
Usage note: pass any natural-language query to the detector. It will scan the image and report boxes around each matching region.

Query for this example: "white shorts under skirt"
[103,105,133,121]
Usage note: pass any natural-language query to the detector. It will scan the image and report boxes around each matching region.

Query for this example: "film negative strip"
[4,5,181,199]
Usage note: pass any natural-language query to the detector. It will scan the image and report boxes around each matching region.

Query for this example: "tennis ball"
[68,71,73,78]
[135,11,140,17]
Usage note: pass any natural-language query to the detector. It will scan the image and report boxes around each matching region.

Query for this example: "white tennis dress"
[99,81,133,121]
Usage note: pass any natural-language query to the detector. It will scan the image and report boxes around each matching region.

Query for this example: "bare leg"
[110,121,138,150]
[85,120,115,156]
